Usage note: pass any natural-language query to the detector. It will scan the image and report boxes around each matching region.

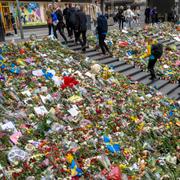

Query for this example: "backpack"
[151,43,163,59]
[97,15,108,34]
[69,9,77,25]
[51,12,59,26]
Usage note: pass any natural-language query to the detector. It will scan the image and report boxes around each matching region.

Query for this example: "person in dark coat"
[63,4,71,37]
[0,13,5,42]
[53,3,67,43]
[97,14,111,55]
[10,13,17,35]
[151,7,158,24]
[67,3,77,40]
[76,5,87,52]
[145,6,151,24]
[116,6,125,30]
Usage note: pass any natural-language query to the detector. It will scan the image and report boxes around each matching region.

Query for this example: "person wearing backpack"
[141,38,163,80]
[53,3,67,43]
[76,5,87,52]
[97,14,111,55]
[67,3,77,40]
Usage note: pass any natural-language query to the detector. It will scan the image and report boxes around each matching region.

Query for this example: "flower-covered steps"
[67,40,180,100]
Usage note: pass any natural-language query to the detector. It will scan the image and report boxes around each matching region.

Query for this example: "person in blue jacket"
[97,14,111,55]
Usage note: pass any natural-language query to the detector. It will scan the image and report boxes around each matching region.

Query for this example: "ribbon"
[103,136,120,153]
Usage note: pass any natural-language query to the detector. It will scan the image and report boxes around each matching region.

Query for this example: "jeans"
[99,34,109,54]
[148,58,157,79]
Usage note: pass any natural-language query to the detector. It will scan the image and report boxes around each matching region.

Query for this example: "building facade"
[0,1,51,33]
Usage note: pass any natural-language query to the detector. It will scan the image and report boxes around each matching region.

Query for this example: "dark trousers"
[99,34,109,54]
[54,23,67,43]
[13,24,17,34]
[118,19,124,29]
[48,23,52,35]
[76,30,87,51]
[145,15,150,24]
[148,58,157,79]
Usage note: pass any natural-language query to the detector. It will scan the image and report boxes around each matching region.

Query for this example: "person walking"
[145,6,151,24]
[53,3,67,43]
[97,14,111,55]
[116,6,125,30]
[0,13,5,42]
[151,7,158,24]
[123,6,134,29]
[140,38,163,80]
[134,7,140,24]
[10,13,17,35]
[46,4,53,36]
[63,4,71,37]
[76,5,87,52]
[67,3,77,40]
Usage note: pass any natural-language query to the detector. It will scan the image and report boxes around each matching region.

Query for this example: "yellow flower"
[119,164,127,170]
[66,154,74,163]
[137,122,145,131]
[107,100,113,105]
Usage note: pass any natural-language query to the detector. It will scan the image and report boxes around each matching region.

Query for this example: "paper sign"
[22,90,31,97]
[68,107,79,117]
[10,131,22,144]
[1,122,17,133]
[40,94,53,104]
[34,106,48,116]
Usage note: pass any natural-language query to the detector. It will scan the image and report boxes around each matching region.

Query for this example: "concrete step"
[86,51,102,57]
[91,54,111,61]
[140,76,157,85]
[131,72,150,81]
[98,57,119,64]
[159,84,180,96]
[164,40,176,46]
[149,80,169,90]
[114,64,134,73]
[168,87,180,100]
[122,68,142,77]
[108,60,126,68]
[70,45,82,51]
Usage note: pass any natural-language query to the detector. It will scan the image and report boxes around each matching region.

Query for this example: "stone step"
[70,45,82,51]
[107,61,126,68]
[149,80,169,90]
[131,72,150,81]
[164,40,176,46]
[168,87,180,100]
[91,54,111,61]
[140,76,157,85]
[159,84,180,96]
[122,68,142,77]
[98,57,119,64]
[114,64,134,73]
[86,51,102,57]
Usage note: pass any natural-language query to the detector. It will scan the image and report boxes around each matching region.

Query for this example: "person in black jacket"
[63,4,71,37]
[10,13,17,35]
[54,3,67,43]
[0,13,5,42]
[116,6,124,30]
[97,14,111,55]
[76,5,87,52]
[67,3,77,40]
[145,6,150,24]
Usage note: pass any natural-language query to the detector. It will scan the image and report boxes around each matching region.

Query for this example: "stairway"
[66,38,180,101]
